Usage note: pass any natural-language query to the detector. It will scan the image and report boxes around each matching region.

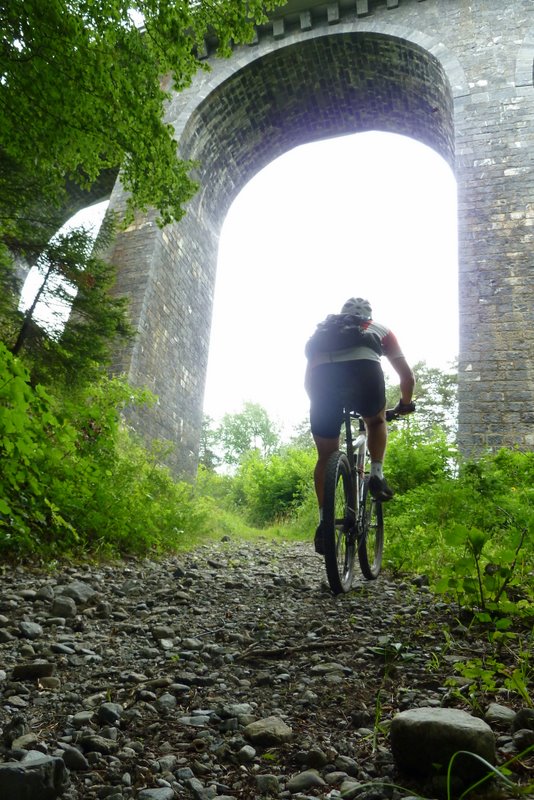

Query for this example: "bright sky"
[23,130,458,440]
[203,131,458,437]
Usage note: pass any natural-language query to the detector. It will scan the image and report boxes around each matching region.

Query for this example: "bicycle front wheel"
[358,477,384,580]
[323,451,356,594]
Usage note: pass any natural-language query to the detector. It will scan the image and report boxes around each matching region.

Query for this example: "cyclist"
[305,297,415,554]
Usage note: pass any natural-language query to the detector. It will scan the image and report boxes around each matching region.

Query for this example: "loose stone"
[0,541,527,799]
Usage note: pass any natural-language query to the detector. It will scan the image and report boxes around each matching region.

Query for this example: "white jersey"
[308,319,404,367]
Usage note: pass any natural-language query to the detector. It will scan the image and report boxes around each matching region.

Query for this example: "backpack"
[304,314,382,359]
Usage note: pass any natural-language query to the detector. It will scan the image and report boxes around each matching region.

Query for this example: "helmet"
[341,297,372,320]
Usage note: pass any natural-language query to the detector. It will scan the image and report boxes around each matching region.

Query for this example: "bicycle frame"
[342,407,367,516]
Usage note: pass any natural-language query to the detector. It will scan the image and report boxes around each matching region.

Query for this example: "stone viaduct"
[103,0,534,476]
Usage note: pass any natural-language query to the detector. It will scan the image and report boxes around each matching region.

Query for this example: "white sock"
[370,462,383,479]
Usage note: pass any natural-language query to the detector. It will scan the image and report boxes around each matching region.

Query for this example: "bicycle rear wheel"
[323,452,356,594]
[358,477,384,580]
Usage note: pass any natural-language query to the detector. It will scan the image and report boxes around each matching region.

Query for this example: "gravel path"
[0,537,532,799]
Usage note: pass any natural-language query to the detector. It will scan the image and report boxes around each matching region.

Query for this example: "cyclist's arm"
[387,355,415,407]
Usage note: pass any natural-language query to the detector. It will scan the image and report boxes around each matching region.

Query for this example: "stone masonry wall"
[106,0,534,475]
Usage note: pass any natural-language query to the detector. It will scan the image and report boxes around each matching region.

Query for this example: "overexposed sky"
[203,131,458,437]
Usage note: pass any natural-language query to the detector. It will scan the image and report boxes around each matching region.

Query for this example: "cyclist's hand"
[393,400,416,415]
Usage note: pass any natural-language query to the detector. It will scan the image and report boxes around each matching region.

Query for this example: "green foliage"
[0,343,207,558]
[451,641,533,708]
[216,402,281,466]
[1,0,284,244]
[379,420,457,494]
[385,449,533,618]
[1,2,288,557]
[229,446,316,526]
[195,463,235,504]
[0,342,58,543]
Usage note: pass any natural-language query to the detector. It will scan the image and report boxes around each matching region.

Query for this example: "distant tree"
[412,361,458,439]
[287,418,315,451]
[198,414,222,472]
[217,402,281,465]
[386,361,457,436]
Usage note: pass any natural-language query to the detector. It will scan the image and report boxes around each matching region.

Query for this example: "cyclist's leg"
[308,365,346,553]
[355,363,393,501]
[362,406,387,464]
[312,434,339,507]
[312,435,340,554]
[363,408,394,500]
[308,364,345,507]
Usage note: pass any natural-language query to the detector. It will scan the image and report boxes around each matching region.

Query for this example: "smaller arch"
[64,167,118,221]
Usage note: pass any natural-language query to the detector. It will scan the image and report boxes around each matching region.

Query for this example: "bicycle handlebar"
[347,401,416,423]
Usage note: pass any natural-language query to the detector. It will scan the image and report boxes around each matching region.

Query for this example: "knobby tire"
[323,451,356,594]
[358,477,384,579]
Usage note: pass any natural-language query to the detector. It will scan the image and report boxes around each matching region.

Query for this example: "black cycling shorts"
[308,360,386,439]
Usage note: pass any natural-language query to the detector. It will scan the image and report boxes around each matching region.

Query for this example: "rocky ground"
[0,537,532,800]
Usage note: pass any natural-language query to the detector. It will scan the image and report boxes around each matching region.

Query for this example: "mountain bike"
[322,406,408,595]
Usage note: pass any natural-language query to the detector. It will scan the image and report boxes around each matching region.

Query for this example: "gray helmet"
[341,297,372,320]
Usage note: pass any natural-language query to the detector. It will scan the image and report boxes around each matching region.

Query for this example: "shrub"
[385,421,458,494]
[231,447,316,526]
[384,449,533,616]
[0,343,207,558]
[0,341,66,551]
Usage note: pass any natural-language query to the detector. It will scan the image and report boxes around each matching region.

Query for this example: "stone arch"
[170,20,469,133]
[179,32,455,226]
[106,3,534,473]
[108,29,456,475]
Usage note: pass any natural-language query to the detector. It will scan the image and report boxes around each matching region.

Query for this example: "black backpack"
[305,314,382,359]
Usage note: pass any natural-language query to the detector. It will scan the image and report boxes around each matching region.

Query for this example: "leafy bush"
[0,344,207,558]
[195,464,236,504]
[0,341,74,552]
[384,419,458,494]
[230,447,316,526]
[384,449,533,617]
